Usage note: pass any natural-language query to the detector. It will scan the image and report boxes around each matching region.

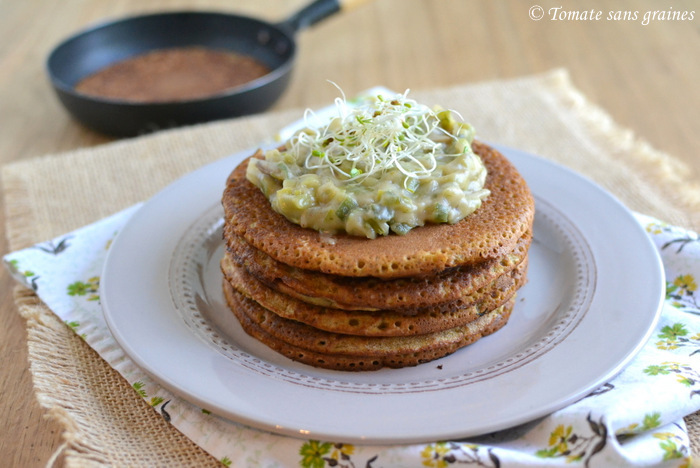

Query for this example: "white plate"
[101,144,664,444]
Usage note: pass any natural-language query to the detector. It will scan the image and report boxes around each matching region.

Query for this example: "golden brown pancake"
[221,253,527,336]
[224,280,515,371]
[220,139,534,371]
[222,141,535,279]
[225,229,530,311]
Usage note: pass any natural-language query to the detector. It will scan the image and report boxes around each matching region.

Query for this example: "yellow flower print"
[329,443,354,463]
[674,274,697,293]
[646,222,666,235]
[666,274,699,310]
[549,425,573,453]
[421,442,451,468]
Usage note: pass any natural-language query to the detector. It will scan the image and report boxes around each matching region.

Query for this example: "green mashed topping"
[246,90,490,239]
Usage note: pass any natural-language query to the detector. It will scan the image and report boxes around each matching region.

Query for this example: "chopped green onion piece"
[335,198,358,220]
[366,218,388,236]
[391,223,412,235]
[276,162,290,178]
[433,202,450,223]
[405,177,420,193]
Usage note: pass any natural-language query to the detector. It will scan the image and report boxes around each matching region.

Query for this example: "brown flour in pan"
[75,47,270,102]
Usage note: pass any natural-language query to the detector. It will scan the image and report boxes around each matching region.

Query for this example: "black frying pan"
[47,0,367,137]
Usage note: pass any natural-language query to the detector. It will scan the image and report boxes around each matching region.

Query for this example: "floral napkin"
[4,194,700,467]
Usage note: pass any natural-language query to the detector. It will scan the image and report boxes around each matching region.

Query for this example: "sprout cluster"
[287,89,473,189]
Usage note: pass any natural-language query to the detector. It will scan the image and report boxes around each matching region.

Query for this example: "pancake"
[222,141,535,279]
[220,134,534,371]
[224,280,515,371]
[221,252,528,336]
[225,229,531,311]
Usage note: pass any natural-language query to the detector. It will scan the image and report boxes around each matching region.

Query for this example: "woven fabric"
[3,70,699,465]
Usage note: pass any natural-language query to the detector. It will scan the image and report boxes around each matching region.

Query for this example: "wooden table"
[2,0,698,466]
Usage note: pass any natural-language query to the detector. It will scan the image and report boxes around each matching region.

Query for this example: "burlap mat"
[3,69,700,466]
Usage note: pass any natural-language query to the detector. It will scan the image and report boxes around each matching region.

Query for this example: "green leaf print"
[644,362,700,397]
[644,365,671,376]
[132,382,168,412]
[67,281,91,296]
[659,324,689,341]
[653,432,688,461]
[299,440,332,468]
[617,412,662,441]
[654,322,700,353]
[150,396,165,407]
[6,259,40,290]
[677,375,694,387]
[659,439,684,461]
[67,277,100,301]
[642,413,662,431]
[64,320,87,340]
[132,381,147,398]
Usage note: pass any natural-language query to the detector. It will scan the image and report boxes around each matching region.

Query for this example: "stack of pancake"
[221,141,535,371]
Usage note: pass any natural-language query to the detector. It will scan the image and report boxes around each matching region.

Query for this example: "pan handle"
[279,0,372,34]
